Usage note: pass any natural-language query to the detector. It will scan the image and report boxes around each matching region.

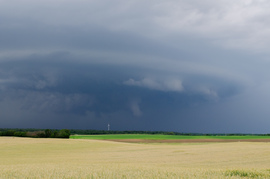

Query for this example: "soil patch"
[107,139,270,143]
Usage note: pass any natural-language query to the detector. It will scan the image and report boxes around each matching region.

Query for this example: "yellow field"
[0,137,270,178]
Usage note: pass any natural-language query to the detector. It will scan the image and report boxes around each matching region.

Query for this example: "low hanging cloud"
[129,99,142,117]
[124,78,184,92]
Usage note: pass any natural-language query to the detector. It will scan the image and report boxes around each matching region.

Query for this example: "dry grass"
[0,137,270,178]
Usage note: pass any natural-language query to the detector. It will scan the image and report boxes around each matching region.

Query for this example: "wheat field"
[0,137,270,178]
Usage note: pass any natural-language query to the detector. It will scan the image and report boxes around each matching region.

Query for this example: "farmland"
[70,134,270,143]
[1,136,270,178]
[70,134,270,140]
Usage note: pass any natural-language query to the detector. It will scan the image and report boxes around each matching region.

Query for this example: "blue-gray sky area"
[1,0,270,133]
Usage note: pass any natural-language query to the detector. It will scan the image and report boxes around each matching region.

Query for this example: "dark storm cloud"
[1,0,270,132]
[0,55,242,131]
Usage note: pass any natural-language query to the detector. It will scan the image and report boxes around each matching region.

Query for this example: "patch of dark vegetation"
[0,129,70,138]
[225,170,267,178]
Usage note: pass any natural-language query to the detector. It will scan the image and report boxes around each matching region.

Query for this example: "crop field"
[70,134,270,140]
[70,134,270,144]
[1,137,270,178]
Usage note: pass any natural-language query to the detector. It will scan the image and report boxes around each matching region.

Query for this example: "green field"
[70,134,270,140]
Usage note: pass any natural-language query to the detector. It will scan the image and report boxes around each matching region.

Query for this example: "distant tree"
[57,129,70,138]
[14,131,27,137]
[50,131,58,138]
[45,129,52,138]
[5,130,15,136]
[26,131,45,138]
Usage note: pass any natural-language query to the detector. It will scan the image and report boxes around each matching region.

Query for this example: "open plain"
[1,137,270,178]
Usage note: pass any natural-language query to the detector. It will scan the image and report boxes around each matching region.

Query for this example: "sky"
[1,0,270,133]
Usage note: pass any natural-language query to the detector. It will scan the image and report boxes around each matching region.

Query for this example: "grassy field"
[70,134,270,140]
[1,137,270,178]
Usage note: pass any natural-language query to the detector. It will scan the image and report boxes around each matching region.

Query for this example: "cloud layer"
[1,0,270,133]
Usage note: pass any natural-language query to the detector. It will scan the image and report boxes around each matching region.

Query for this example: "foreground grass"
[70,134,270,140]
[1,137,270,178]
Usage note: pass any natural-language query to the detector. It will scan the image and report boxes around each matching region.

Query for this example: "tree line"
[0,129,70,138]
[1,128,270,137]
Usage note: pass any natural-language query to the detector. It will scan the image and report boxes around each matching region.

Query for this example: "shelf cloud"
[1,0,270,133]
